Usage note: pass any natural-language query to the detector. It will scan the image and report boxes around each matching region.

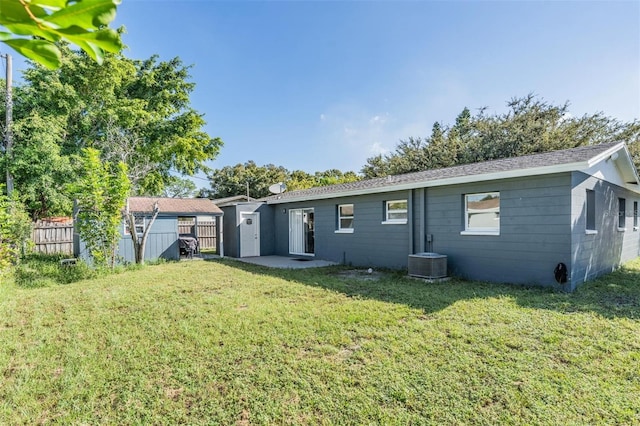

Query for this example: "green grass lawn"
[1,258,639,424]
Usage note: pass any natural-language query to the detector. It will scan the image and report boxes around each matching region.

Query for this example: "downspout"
[408,190,414,255]
[419,188,426,253]
[219,215,224,258]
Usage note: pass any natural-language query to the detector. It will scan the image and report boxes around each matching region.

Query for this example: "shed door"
[240,212,260,257]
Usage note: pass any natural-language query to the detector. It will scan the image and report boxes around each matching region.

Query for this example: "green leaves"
[46,0,118,28]
[1,37,61,69]
[204,162,361,199]
[0,0,122,69]
[8,50,221,218]
[0,187,32,270]
[362,95,640,178]
[71,148,130,268]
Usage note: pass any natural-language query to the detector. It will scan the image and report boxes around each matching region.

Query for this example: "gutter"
[266,161,589,204]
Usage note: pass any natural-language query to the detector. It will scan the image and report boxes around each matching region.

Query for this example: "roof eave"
[266,161,587,204]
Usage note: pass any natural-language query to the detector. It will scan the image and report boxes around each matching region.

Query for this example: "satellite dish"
[268,182,287,194]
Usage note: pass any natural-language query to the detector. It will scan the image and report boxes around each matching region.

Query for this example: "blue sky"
[10,1,640,185]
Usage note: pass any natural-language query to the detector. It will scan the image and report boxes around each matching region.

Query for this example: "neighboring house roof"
[210,195,257,207]
[127,197,223,215]
[265,142,639,204]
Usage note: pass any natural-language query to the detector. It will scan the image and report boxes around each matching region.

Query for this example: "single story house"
[75,197,224,263]
[224,142,640,291]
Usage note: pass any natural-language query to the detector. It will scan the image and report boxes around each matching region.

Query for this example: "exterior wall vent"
[408,253,448,279]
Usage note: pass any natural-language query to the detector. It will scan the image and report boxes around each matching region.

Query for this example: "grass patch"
[8,254,146,288]
[0,258,638,424]
[11,254,98,287]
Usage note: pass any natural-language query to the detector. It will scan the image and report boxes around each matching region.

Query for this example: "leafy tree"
[0,186,32,270]
[2,111,73,219]
[0,0,122,69]
[314,169,360,186]
[286,170,317,191]
[362,94,640,177]
[70,148,130,269]
[159,176,197,198]
[204,162,362,199]
[205,161,288,199]
[3,48,222,218]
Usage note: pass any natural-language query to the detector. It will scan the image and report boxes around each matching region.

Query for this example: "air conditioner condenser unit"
[408,252,448,279]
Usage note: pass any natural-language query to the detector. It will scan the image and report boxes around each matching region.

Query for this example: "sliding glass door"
[289,208,314,255]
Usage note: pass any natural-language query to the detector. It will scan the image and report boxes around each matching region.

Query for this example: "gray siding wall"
[77,215,179,264]
[256,203,276,256]
[221,203,275,258]
[119,215,179,262]
[266,170,638,290]
[221,206,239,258]
[570,172,640,290]
[425,173,573,287]
[274,190,412,268]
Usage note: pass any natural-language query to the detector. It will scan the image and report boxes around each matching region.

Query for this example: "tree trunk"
[125,206,159,265]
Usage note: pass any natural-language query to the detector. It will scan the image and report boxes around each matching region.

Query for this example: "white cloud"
[311,74,480,171]
[370,142,390,156]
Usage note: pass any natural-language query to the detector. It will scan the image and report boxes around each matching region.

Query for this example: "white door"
[240,212,260,257]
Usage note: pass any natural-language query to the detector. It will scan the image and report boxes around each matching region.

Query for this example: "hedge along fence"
[31,218,74,255]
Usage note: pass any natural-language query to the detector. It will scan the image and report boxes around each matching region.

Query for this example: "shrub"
[13,254,97,287]
[0,189,32,271]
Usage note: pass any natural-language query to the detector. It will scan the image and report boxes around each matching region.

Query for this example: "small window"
[384,200,408,224]
[618,198,626,229]
[634,201,638,229]
[124,216,145,235]
[337,204,354,232]
[586,190,596,232]
[463,192,500,235]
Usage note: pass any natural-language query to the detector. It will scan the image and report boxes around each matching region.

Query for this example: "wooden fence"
[178,220,217,250]
[31,220,74,255]
[31,218,218,256]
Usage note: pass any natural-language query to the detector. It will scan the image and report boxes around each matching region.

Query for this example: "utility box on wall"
[408,252,448,279]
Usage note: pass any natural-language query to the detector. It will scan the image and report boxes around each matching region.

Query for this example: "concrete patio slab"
[229,255,339,269]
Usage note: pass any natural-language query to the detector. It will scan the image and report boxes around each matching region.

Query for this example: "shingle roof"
[127,197,223,215]
[265,142,629,204]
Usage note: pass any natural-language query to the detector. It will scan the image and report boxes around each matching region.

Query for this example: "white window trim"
[334,229,354,234]
[460,230,500,236]
[618,198,626,230]
[383,200,408,224]
[124,216,146,235]
[585,189,596,233]
[337,204,354,232]
[463,192,500,235]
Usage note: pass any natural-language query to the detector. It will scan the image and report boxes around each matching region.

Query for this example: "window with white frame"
[384,200,408,224]
[634,201,638,229]
[586,189,596,232]
[463,192,500,235]
[618,198,626,230]
[124,216,146,236]
[337,204,354,232]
